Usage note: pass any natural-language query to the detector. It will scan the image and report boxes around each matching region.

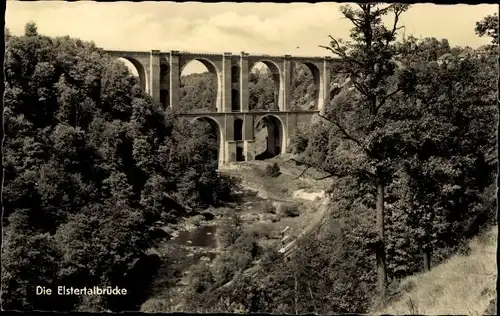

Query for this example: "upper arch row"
[105,49,336,62]
[104,49,337,113]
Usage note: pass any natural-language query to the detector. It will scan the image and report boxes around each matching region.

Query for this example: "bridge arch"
[249,60,282,112]
[190,116,225,167]
[116,57,148,93]
[181,58,221,112]
[254,114,286,159]
[291,61,322,110]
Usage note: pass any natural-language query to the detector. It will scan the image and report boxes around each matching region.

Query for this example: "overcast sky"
[6,1,497,74]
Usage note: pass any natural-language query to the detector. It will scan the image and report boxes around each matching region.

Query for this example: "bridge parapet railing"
[176,109,320,116]
[179,51,225,57]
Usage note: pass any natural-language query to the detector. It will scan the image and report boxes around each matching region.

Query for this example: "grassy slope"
[377,226,497,315]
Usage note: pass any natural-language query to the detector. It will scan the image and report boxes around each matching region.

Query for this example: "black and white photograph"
[2,1,498,314]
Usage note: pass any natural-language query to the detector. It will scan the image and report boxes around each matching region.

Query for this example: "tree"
[303,3,410,303]
[2,23,231,311]
[24,21,38,37]
[475,12,499,44]
[179,72,217,112]
[392,34,497,272]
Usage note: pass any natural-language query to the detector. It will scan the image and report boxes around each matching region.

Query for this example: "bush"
[212,232,260,285]
[213,253,240,284]
[288,127,309,154]
[186,262,215,295]
[266,163,281,178]
[233,230,261,259]
[217,215,242,248]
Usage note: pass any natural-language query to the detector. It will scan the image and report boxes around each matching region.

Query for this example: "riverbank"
[140,157,333,312]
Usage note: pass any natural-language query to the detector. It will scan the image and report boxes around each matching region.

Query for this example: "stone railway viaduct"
[105,49,337,167]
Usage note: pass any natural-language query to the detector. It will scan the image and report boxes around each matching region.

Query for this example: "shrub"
[288,127,309,154]
[233,230,261,259]
[213,235,258,285]
[186,262,215,295]
[217,215,243,248]
[266,163,281,178]
[213,253,239,284]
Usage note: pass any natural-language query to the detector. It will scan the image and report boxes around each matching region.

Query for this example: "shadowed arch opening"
[234,118,244,161]
[291,61,320,110]
[249,61,281,112]
[254,115,284,160]
[191,116,223,164]
[117,57,148,93]
[232,89,240,112]
[160,59,170,108]
[180,59,220,113]
[231,65,240,82]
[231,65,241,111]
[234,118,243,141]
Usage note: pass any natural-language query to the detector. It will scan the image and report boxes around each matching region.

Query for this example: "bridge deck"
[177,110,319,116]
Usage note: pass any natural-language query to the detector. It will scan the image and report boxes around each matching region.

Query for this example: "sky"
[6,1,498,74]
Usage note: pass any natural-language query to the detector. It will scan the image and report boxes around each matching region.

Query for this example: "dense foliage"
[178,63,317,113]
[178,4,497,314]
[179,72,217,112]
[475,12,499,44]
[265,162,281,178]
[299,4,497,309]
[2,23,231,311]
[3,4,497,313]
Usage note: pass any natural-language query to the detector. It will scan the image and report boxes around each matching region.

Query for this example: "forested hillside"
[2,23,233,311]
[177,6,497,314]
[2,5,497,315]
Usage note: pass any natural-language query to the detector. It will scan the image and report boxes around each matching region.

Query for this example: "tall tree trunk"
[376,178,387,303]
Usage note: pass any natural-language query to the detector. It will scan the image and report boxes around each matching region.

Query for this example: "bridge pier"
[239,52,249,112]
[169,51,181,111]
[105,49,336,168]
[243,140,255,161]
[318,56,332,115]
[149,50,161,103]
[106,49,337,115]
[225,141,238,164]
[282,55,292,111]
[222,52,232,112]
